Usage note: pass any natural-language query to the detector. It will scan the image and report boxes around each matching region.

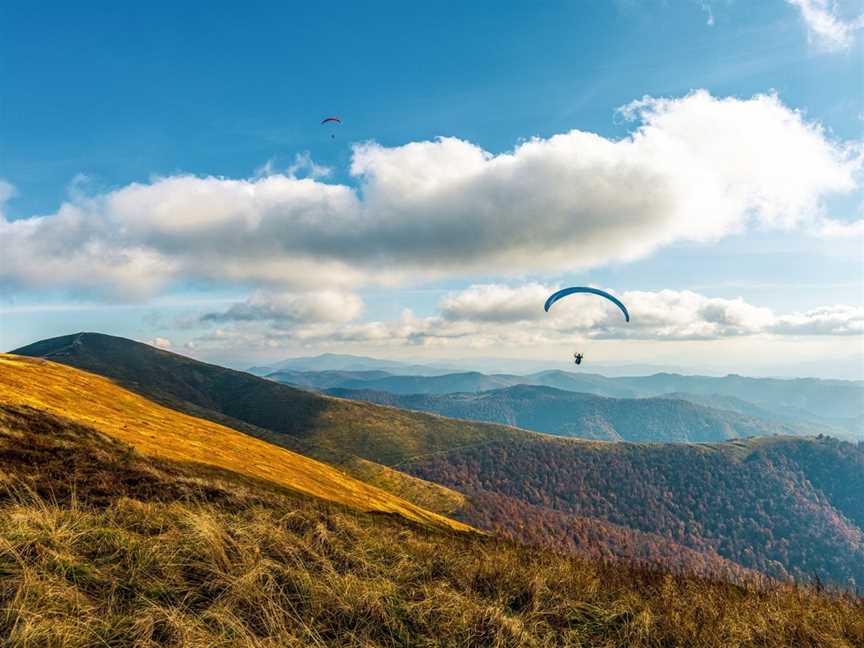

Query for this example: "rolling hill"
[12,333,531,467]
[12,333,864,587]
[0,354,468,532]
[13,333,534,513]
[327,384,815,442]
[4,399,860,646]
[5,338,757,580]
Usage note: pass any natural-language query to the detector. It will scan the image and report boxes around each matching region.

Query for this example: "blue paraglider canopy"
[544,287,630,322]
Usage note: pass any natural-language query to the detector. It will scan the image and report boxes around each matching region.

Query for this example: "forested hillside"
[406,435,864,586]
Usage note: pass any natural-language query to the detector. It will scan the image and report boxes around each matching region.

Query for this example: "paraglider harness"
[574,353,583,366]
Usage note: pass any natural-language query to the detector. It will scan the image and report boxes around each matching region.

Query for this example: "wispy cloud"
[202,290,363,326]
[698,1,716,26]
[255,152,332,179]
[816,218,864,237]
[787,0,864,51]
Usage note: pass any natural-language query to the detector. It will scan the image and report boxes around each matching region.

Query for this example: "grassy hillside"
[327,384,812,442]
[11,334,863,586]
[0,354,469,532]
[406,435,864,586]
[12,334,491,513]
[2,403,862,647]
[13,333,530,467]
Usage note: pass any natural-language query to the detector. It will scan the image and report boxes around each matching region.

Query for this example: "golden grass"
[341,457,467,514]
[2,492,862,647]
[0,354,471,532]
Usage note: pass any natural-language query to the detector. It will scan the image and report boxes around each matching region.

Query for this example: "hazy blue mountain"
[614,373,864,419]
[269,367,637,397]
[322,371,519,395]
[249,353,456,376]
[327,384,820,443]
[659,392,843,435]
[265,369,395,389]
[267,365,862,438]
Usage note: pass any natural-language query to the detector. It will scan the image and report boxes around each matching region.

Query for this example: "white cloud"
[816,218,864,237]
[147,337,172,349]
[0,180,16,210]
[435,285,780,341]
[202,290,364,325]
[787,0,864,51]
[698,1,715,26]
[771,305,864,335]
[1,92,860,299]
[440,283,551,322]
[186,285,864,354]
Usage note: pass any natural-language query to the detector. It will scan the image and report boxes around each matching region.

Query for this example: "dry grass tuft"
[3,487,862,647]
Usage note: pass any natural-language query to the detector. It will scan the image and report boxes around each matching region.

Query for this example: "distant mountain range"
[248,352,457,376]
[326,384,821,443]
[11,332,864,586]
[267,367,863,440]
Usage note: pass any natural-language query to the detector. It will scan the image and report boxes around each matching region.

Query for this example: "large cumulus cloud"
[1,91,860,299]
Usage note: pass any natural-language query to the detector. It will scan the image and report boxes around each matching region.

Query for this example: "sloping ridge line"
[0,354,474,534]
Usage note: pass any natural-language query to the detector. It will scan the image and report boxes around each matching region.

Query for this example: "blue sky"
[2,0,862,376]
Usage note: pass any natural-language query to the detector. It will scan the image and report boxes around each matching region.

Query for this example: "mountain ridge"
[266,365,862,439]
[5,397,859,647]
[326,383,821,443]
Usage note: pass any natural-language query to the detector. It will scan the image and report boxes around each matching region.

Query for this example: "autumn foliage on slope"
[405,436,864,587]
